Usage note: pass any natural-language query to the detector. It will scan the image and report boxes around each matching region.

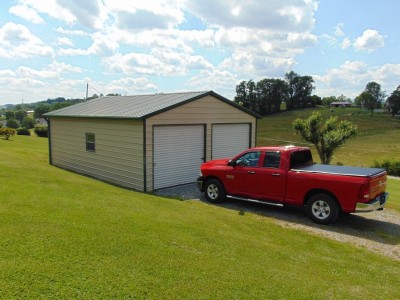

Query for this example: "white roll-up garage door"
[154,125,205,189]
[212,123,250,159]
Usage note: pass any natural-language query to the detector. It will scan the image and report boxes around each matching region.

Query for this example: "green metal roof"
[44,91,260,119]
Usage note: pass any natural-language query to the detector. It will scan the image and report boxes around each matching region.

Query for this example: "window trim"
[85,133,96,152]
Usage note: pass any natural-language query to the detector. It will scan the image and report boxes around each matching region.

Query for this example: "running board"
[226,195,284,207]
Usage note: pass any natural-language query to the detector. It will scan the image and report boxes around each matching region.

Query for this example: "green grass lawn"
[1,130,399,298]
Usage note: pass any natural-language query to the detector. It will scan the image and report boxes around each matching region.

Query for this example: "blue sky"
[1,0,400,105]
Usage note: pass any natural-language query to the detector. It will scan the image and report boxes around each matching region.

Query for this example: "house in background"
[45,91,260,192]
[330,102,352,108]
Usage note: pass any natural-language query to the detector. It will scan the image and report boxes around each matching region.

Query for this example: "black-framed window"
[263,151,281,168]
[85,133,95,152]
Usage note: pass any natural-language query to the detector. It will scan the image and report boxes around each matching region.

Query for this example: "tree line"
[234,71,400,117]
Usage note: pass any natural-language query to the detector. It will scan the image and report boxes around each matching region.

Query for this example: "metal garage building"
[45,91,260,192]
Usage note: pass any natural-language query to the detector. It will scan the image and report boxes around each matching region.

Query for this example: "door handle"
[272,173,281,177]
[248,171,256,174]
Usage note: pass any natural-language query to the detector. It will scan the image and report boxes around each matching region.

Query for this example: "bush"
[372,160,400,177]
[0,127,16,140]
[6,118,19,129]
[34,125,48,137]
[17,127,31,136]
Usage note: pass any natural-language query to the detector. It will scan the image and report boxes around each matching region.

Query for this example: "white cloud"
[188,69,238,98]
[334,23,345,37]
[220,51,296,77]
[186,0,318,32]
[56,0,102,29]
[340,37,351,49]
[9,4,44,24]
[57,37,74,47]
[17,66,59,79]
[103,49,213,77]
[107,77,158,95]
[11,0,76,25]
[314,61,400,98]
[0,22,54,59]
[104,0,185,28]
[48,61,84,74]
[354,29,385,53]
[55,27,89,37]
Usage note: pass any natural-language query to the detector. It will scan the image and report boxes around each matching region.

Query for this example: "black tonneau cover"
[291,164,386,177]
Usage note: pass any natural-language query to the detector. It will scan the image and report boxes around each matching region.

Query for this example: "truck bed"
[291,164,386,177]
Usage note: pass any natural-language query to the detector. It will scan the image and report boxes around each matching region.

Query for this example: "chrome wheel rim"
[207,184,219,200]
[311,200,331,220]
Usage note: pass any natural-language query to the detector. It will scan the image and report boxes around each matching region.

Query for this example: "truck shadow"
[154,183,400,247]
[211,198,400,246]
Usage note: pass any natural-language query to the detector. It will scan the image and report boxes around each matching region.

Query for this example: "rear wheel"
[307,194,340,225]
[204,179,226,203]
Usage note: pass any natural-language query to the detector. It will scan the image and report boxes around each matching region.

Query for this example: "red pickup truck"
[197,146,389,224]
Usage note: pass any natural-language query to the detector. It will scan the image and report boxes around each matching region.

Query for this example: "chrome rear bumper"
[355,193,389,212]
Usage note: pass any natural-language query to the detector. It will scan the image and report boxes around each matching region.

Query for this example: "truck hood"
[202,158,231,167]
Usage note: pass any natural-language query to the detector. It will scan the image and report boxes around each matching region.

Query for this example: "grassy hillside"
[0,133,399,298]
[257,107,400,166]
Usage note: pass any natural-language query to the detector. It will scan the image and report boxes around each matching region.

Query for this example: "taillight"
[358,183,370,199]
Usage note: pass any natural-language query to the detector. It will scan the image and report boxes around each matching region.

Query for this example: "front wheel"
[204,179,226,203]
[307,194,340,225]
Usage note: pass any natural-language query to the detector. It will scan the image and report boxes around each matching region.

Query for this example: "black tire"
[204,179,226,203]
[307,193,340,225]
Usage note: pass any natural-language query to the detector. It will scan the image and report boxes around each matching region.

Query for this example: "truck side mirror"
[227,159,236,167]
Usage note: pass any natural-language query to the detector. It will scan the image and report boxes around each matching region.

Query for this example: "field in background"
[257,107,400,166]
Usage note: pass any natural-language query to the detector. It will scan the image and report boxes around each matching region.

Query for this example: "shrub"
[6,118,19,129]
[17,127,31,136]
[372,160,400,177]
[0,127,16,140]
[34,125,48,137]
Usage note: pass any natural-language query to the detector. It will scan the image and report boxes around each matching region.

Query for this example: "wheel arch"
[304,189,341,210]
[203,176,225,192]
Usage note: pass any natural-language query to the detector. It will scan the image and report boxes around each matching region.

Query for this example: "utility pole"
[86,83,89,100]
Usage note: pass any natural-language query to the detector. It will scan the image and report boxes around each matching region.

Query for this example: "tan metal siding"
[50,118,144,190]
[145,95,256,191]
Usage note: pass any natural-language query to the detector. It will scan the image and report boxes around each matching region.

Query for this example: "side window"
[235,151,261,167]
[263,151,281,168]
[86,133,95,152]
[290,150,313,168]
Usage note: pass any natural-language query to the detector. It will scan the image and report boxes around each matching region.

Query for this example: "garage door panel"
[154,125,204,189]
[212,124,250,159]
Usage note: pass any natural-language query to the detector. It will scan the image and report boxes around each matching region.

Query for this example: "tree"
[256,78,288,114]
[6,118,19,129]
[358,81,386,115]
[15,110,27,123]
[5,110,15,120]
[293,112,357,164]
[0,127,16,140]
[34,103,50,119]
[285,71,315,110]
[22,116,35,129]
[386,85,400,117]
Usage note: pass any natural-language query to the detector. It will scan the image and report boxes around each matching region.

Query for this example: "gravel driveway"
[155,182,400,261]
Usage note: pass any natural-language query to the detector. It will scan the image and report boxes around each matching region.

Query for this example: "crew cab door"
[226,151,285,202]
[226,151,263,196]
[250,151,285,202]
